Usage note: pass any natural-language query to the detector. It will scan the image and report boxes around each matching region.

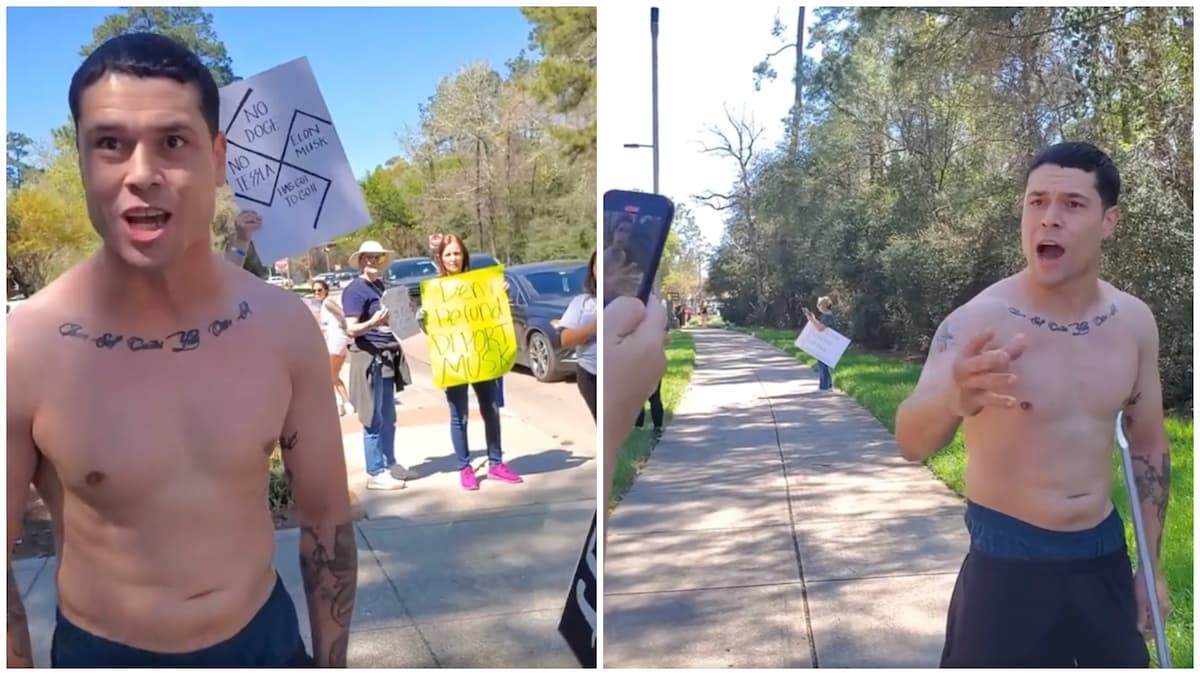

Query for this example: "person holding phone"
[424,233,523,491]
[603,295,669,530]
[343,240,417,491]
[802,295,840,391]
[557,252,599,419]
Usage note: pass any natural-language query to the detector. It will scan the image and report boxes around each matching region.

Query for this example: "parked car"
[386,253,499,306]
[312,272,340,289]
[267,275,293,289]
[503,260,588,382]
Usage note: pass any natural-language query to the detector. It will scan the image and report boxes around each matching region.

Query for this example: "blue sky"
[7,6,535,179]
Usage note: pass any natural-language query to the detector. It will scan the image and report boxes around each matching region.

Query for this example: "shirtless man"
[7,33,356,667]
[895,142,1170,667]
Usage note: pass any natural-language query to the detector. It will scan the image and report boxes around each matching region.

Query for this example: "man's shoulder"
[1102,282,1157,345]
[947,289,1013,327]
[226,266,309,325]
[1103,281,1153,319]
[7,264,90,351]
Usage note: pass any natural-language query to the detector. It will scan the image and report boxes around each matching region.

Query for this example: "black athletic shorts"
[940,501,1149,667]
[51,572,313,667]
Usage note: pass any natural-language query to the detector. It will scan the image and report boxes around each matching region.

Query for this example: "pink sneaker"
[460,466,480,491]
[487,462,523,484]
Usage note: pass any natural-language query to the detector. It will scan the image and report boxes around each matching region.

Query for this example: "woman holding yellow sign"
[423,234,524,491]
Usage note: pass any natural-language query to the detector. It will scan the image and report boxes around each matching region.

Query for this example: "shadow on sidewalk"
[398,447,592,478]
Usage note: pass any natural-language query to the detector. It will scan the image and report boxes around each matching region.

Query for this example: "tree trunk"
[788,6,806,160]
[475,139,485,245]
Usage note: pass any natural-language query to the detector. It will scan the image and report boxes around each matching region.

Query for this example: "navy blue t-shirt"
[819,311,840,333]
[341,277,394,348]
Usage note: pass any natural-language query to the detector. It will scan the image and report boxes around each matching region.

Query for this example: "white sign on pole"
[218,57,370,264]
[794,322,851,369]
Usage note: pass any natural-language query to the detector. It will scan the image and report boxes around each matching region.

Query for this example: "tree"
[659,204,707,302]
[753,7,808,159]
[7,141,97,295]
[520,7,596,160]
[6,132,35,188]
[711,6,1193,409]
[80,7,236,85]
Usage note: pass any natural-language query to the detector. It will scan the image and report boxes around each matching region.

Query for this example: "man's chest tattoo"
[1007,303,1118,337]
[58,300,253,353]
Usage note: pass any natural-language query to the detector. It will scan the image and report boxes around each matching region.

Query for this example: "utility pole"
[651,7,660,193]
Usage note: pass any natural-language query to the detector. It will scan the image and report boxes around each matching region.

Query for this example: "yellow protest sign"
[420,265,518,388]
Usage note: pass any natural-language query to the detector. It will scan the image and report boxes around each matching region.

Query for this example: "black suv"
[385,254,499,306]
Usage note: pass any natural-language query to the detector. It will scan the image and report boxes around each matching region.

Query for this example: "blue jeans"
[446,379,502,469]
[817,361,832,390]
[363,359,397,477]
[495,377,505,408]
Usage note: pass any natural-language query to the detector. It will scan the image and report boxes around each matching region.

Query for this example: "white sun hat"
[348,240,394,268]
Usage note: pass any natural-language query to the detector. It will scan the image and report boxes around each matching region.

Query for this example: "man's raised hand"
[949,331,1026,417]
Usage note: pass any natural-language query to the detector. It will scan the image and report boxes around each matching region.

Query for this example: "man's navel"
[84,470,106,486]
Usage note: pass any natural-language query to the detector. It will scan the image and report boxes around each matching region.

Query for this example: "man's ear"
[1101,204,1119,240]
[213,132,227,187]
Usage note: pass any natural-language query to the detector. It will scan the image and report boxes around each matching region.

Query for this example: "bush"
[268,449,293,513]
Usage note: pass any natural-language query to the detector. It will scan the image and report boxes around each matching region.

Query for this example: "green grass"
[608,330,696,511]
[738,325,1194,668]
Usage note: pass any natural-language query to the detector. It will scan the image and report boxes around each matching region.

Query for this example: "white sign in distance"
[218,57,370,264]
[794,322,851,370]
[381,287,422,341]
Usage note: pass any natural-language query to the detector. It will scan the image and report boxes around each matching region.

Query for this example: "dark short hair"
[1025,142,1120,209]
[312,280,329,293]
[615,214,634,227]
[69,32,221,137]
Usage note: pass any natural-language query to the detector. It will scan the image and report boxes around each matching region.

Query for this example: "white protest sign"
[218,57,370,264]
[381,287,422,340]
[794,322,851,369]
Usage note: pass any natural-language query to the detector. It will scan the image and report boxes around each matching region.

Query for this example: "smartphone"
[601,190,675,306]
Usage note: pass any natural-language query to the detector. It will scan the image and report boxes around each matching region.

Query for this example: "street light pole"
[650,7,660,194]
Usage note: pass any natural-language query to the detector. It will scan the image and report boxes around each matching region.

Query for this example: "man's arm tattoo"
[1132,452,1170,557]
[935,322,955,353]
[299,522,357,666]
[7,566,32,666]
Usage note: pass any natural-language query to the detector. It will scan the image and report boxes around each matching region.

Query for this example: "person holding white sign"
[894,142,1169,666]
[801,296,840,391]
[6,33,354,667]
[342,241,417,491]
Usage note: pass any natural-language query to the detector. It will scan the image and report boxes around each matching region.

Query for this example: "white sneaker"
[390,464,419,481]
[366,473,406,491]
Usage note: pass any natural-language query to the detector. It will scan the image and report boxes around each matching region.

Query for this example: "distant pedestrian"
[313,280,352,416]
[802,295,840,391]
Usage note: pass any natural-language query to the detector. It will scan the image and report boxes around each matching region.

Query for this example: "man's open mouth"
[1036,242,1065,260]
[123,207,172,231]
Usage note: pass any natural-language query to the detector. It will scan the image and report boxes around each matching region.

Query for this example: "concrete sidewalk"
[15,337,596,668]
[603,328,968,668]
